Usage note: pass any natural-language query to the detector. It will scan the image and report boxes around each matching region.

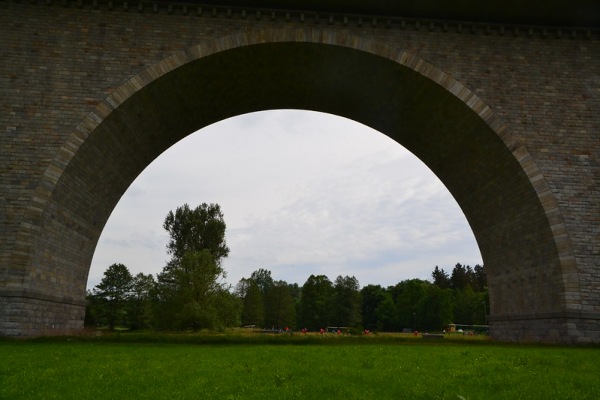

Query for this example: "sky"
[87,110,482,290]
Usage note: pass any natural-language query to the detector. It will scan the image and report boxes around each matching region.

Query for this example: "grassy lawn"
[0,333,598,399]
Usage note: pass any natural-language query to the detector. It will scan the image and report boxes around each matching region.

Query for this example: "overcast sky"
[87,110,482,290]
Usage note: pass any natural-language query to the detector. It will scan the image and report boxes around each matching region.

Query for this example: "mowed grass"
[0,334,598,399]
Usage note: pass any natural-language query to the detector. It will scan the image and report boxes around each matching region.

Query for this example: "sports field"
[1,333,598,399]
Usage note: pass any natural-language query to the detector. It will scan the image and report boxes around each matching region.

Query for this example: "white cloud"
[88,110,482,289]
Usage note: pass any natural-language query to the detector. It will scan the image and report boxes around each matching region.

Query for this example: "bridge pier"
[490,313,600,344]
[0,291,85,337]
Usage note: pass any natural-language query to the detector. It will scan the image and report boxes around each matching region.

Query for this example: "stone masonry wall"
[0,295,85,337]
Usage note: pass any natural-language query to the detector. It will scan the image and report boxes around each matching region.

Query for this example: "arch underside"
[10,31,583,341]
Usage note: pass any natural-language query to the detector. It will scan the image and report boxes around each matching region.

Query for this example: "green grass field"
[1,333,598,399]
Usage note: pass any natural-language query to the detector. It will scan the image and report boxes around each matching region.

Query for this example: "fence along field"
[1,333,598,399]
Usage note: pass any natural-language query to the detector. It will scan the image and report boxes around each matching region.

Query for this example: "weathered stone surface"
[0,1,598,342]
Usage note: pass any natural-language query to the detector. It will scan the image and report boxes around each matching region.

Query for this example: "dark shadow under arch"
[18,29,579,341]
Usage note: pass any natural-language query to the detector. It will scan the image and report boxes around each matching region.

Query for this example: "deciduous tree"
[416,285,453,331]
[249,268,274,294]
[376,292,398,331]
[331,275,361,327]
[155,203,237,330]
[240,281,264,327]
[163,203,229,265]
[93,263,133,329]
[392,279,428,330]
[298,274,333,330]
[360,284,387,331]
[264,280,296,329]
[128,272,155,330]
[157,250,231,330]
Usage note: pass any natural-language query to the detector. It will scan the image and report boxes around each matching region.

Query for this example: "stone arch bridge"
[1,0,599,342]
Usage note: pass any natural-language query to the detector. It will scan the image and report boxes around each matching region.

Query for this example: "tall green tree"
[264,280,297,329]
[453,286,488,325]
[416,285,453,331]
[287,282,301,302]
[298,274,333,330]
[376,292,399,331]
[237,269,274,328]
[331,275,362,327]
[155,203,237,330]
[287,282,302,324]
[234,277,251,298]
[163,203,229,265]
[128,272,155,330]
[392,279,428,330]
[360,284,387,331]
[158,250,231,330]
[240,280,265,327]
[213,289,242,329]
[249,268,274,294]
[93,263,133,329]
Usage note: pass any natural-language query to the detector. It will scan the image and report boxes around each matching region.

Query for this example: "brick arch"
[17,28,579,340]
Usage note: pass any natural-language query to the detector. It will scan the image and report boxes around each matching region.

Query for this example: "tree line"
[232,262,487,333]
[86,203,488,333]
